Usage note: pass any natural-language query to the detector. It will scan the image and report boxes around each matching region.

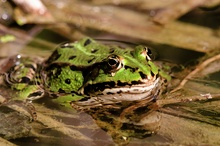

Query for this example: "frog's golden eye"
[105,54,123,73]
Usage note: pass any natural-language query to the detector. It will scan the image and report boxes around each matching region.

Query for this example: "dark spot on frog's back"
[46,50,61,64]
[91,49,98,53]
[84,39,91,46]
[69,55,76,60]
[87,57,95,63]
[124,65,137,72]
[58,88,66,93]
[65,78,71,84]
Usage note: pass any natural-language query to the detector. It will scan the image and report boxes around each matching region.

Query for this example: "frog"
[1,37,170,110]
[0,37,171,144]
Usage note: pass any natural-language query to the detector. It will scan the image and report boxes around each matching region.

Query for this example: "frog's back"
[45,38,119,67]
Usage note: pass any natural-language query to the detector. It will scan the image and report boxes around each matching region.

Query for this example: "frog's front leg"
[17,85,45,120]
[1,55,44,120]
[15,84,45,101]
[1,85,45,121]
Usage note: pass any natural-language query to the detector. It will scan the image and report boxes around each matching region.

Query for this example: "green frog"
[1,37,171,144]
[1,37,170,110]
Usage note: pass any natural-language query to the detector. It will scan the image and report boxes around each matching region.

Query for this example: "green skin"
[4,38,171,109]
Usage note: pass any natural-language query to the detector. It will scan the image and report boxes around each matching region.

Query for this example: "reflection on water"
[0,93,161,146]
[85,99,161,145]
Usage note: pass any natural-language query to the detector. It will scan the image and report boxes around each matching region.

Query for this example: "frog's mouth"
[83,77,161,102]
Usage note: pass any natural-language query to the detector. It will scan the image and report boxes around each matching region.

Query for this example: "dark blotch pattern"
[84,39,91,46]
[84,81,116,95]
[131,80,142,85]
[58,88,66,93]
[65,79,71,84]
[150,71,155,77]
[28,91,43,98]
[78,96,91,102]
[156,73,159,79]
[87,58,95,63]
[21,77,31,83]
[139,72,148,79]
[124,65,136,72]
[46,50,61,64]
[55,68,62,78]
[69,55,76,60]
[36,81,41,85]
[117,81,127,86]
[91,49,98,53]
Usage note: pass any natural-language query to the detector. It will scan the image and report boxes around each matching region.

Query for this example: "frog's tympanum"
[1,38,170,144]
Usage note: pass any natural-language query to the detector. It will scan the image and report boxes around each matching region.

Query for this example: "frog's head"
[76,38,170,102]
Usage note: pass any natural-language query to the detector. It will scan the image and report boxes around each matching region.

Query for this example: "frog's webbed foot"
[1,100,37,121]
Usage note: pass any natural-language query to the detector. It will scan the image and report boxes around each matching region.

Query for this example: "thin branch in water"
[171,54,220,93]
[158,93,220,107]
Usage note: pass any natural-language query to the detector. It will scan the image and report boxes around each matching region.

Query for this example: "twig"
[171,54,220,93]
[158,93,220,107]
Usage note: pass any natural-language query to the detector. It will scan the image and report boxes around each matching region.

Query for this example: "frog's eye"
[106,54,123,73]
